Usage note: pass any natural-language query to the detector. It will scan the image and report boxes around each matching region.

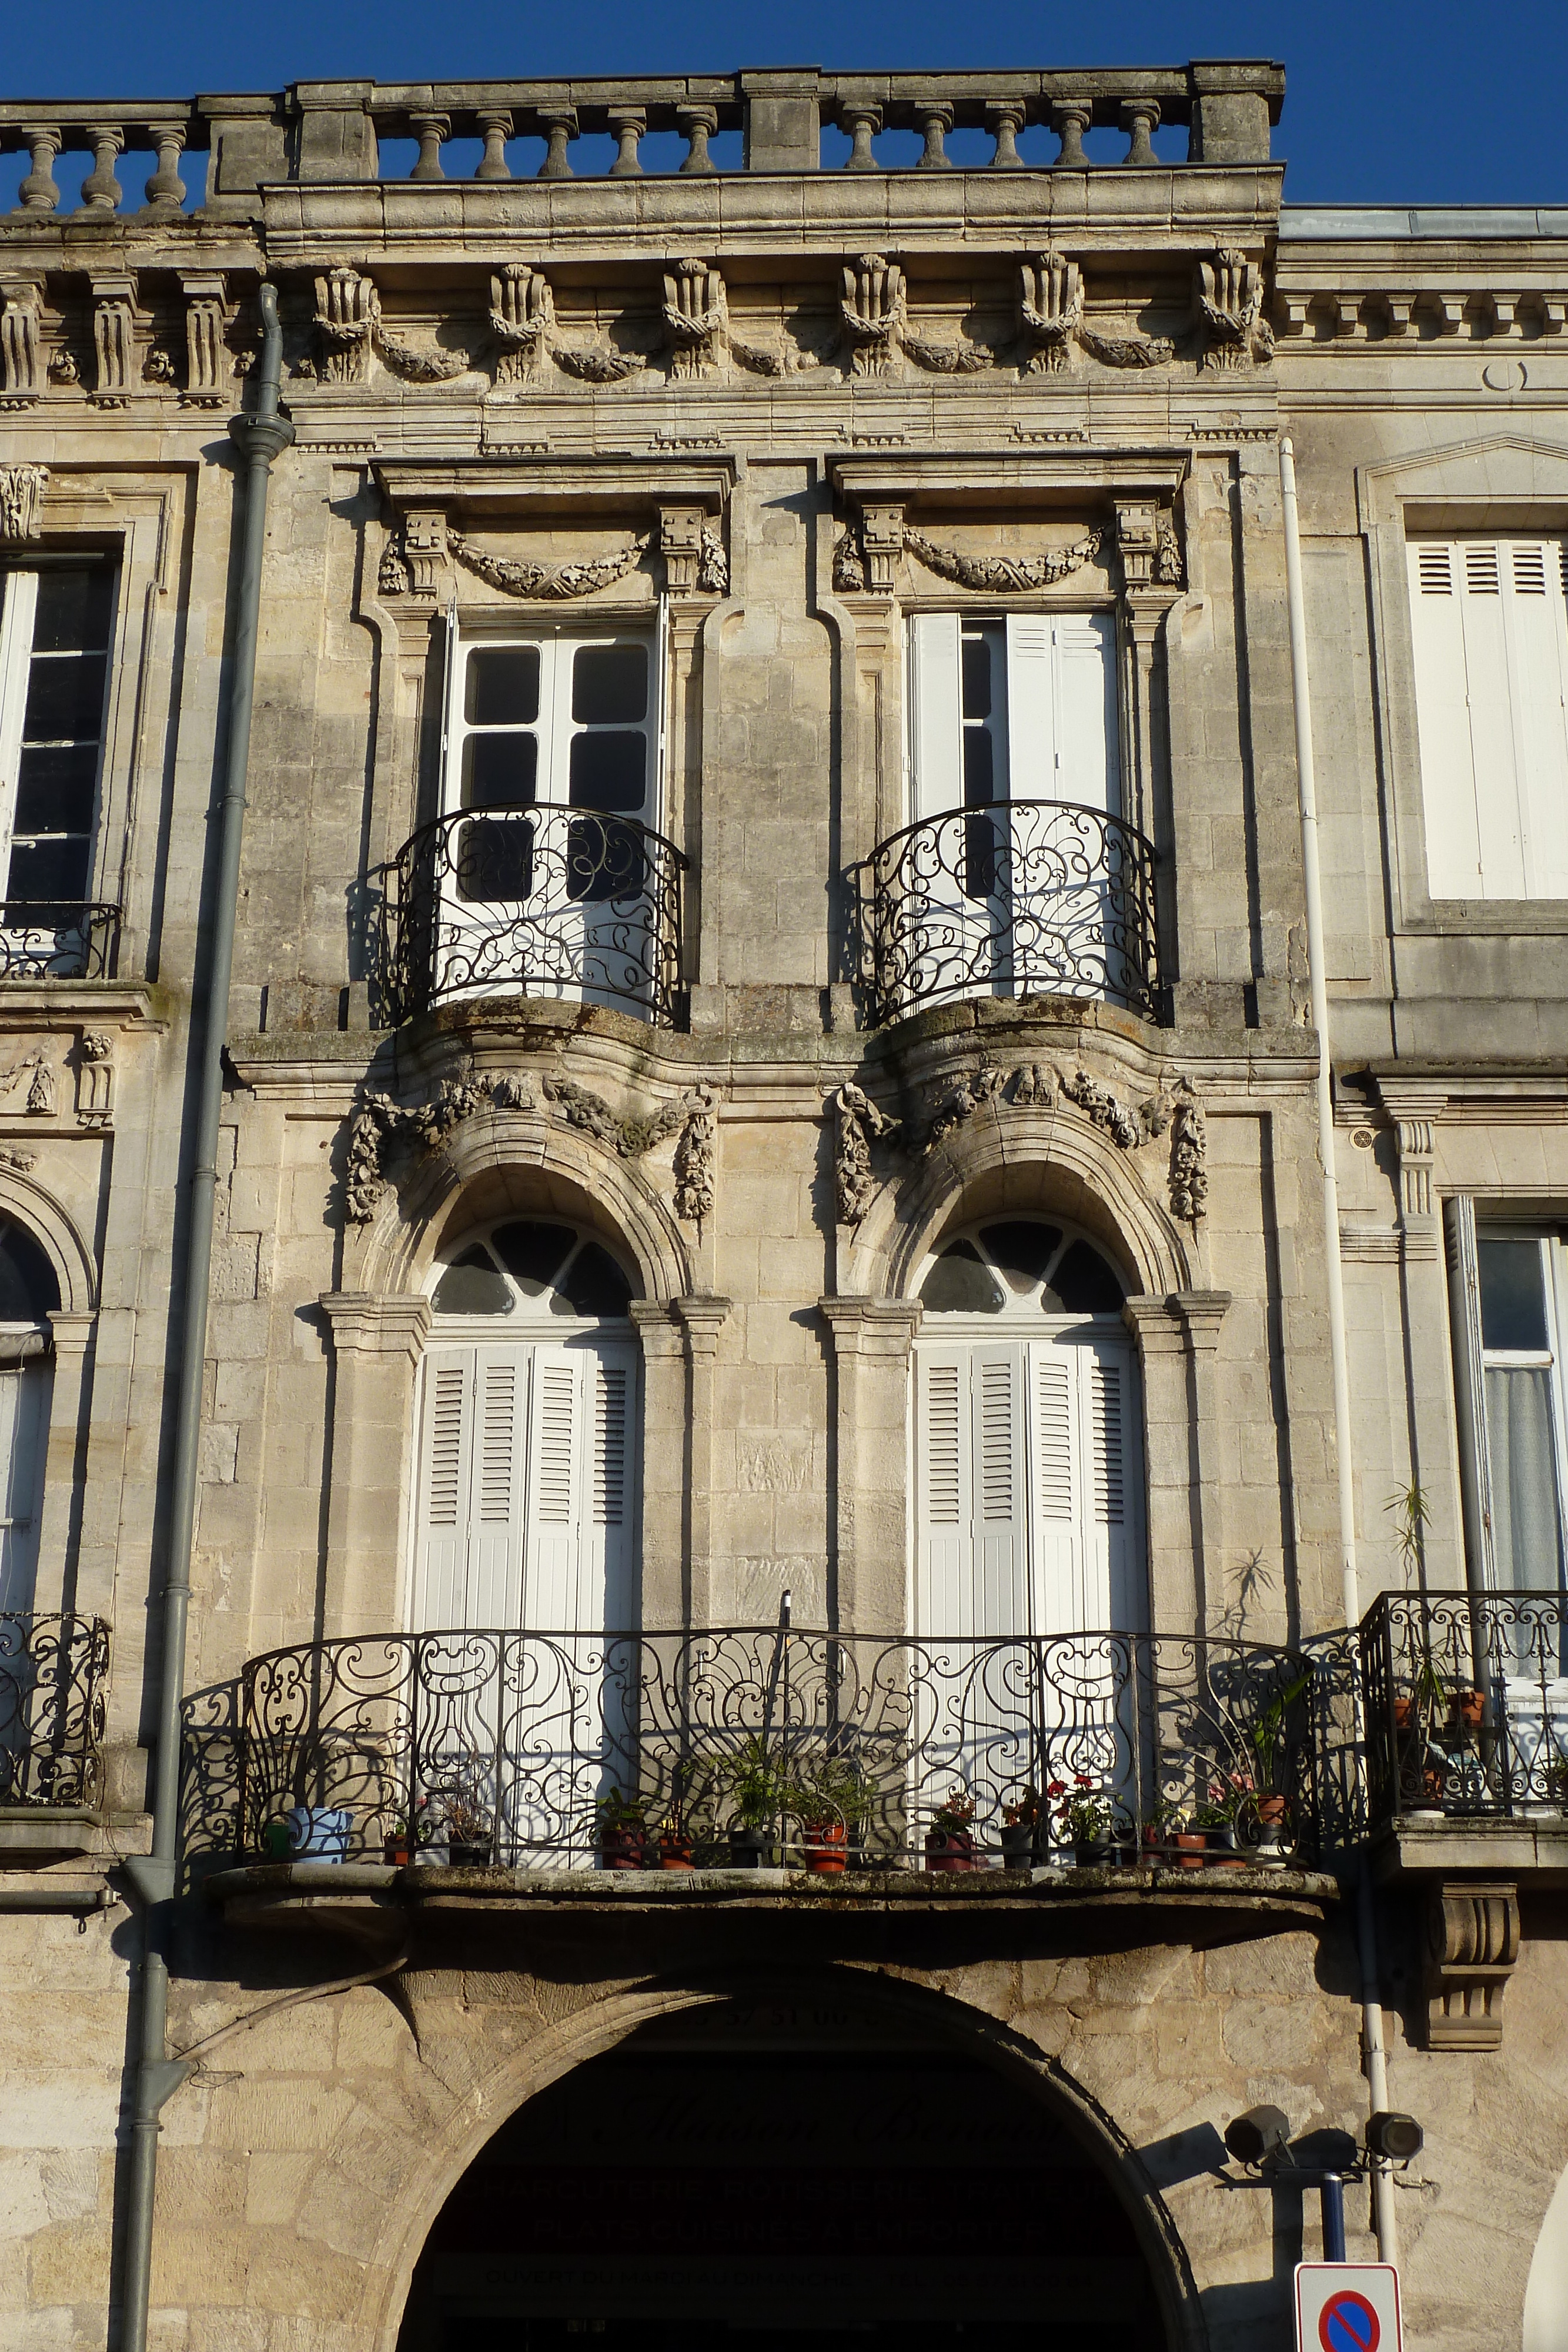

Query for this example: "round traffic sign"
[1319,2290,1380,2352]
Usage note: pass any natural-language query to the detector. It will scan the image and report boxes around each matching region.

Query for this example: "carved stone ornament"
[671,1083,717,1221]
[828,1059,1205,1230]
[0,464,48,546]
[840,253,988,379]
[76,1030,115,1123]
[490,263,554,384]
[90,276,136,407]
[0,280,45,406]
[1078,323,1176,370]
[345,1072,538,1225]
[659,505,728,596]
[447,527,650,601]
[543,1075,718,1224]
[0,1048,56,1117]
[1197,249,1275,371]
[1423,1880,1520,2050]
[180,275,229,407]
[0,1147,36,1174]
[1114,500,1185,597]
[313,265,469,386]
[1018,250,1085,374]
[903,525,1104,595]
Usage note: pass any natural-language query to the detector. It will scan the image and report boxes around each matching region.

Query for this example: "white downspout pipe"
[1278,435,1398,2267]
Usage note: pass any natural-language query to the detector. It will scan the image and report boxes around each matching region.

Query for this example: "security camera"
[1224,2106,1293,2167]
[1365,2111,1424,2164]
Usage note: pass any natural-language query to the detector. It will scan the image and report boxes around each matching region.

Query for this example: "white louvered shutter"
[412,1351,475,1631]
[908,613,965,821]
[584,1343,637,1632]
[1002,615,1053,799]
[1407,541,1486,897]
[971,1347,1028,1639]
[466,1348,526,1628]
[1087,1341,1145,1633]
[523,1346,580,1628]
[915,1350,970,1636]
[1502,539,1568,896]
[0,1360,47,1617]
[1029,1345,1079,1638]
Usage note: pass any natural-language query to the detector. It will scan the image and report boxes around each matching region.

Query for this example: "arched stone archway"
[362,1967,1205,2352]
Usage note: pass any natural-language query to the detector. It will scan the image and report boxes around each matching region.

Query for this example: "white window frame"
[441,618,662,830]
[0,558,115,957]
[1447,1198,1568,1599]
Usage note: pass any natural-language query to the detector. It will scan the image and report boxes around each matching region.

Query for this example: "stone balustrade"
[0,62,1282,218]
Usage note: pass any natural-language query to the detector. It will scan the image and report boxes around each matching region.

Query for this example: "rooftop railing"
[0,63,1282,218]
[180,1621,1319,1872]
[0,1612,112,1811]
[1361,1589,1568,1827]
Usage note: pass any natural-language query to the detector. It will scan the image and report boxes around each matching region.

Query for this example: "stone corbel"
[89,274,138,406]
[1373,1080,1446,1260]
[662,258,728,379]
[1018,248,1084,373]
[401,509,451,600]
[660,503,728,595]
[0,464,48,546]
[841,253,907,377]
[489,262,554,384]
[1196,248,1275,370]
[1423,1880,1520,2050]
[75,1030,115,1125]
[179,273,229,407]
[0,277,45,407]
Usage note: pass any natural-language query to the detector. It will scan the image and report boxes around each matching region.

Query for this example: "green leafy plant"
[1384,1482,1432,1590]
[1249,1671,1311,1796]
[1048,1775,1122,1845]
[722,1736,788,1830]
[594,1785,647,1834]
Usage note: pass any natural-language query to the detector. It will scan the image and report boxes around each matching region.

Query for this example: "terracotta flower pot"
[1255,1795,1288,1829]
[383,1839,413,1867]
[1392,1698,1416,1733]
[925,1829,977,1874]
[1174,1830,1207,1870]
[659,1835,694,1872]
[599,1826,646,1871]
[1453,1689,1486,1732]
[802,1820,848,1875]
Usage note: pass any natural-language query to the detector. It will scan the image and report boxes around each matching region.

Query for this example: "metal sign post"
[1296,2263,1403,2352]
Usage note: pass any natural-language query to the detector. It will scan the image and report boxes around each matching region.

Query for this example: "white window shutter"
[0,572,39,892]
[1029,1344,1079,1639]
[585,1344,637,1632]
[411,1352,474,1632]
[1503,538,1568,897]
[1051,614,1120,818]
[0,1361,48,1616]
[524,1347,579,1628]
[969,1346,1028,1640]
[914,1350,970,1636]
[1087,1342,1145,1633]
[908,613,964,822]
[1003,614,1055,800]
[465,1348,526,1629]
[1409,539,1485,897]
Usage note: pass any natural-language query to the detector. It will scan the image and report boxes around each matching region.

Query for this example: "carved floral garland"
[902,526,1104,594]
[447,530,650,600]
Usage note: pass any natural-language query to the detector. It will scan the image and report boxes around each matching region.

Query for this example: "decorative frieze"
[0,465,48,546]
[310,265,468,386]
[345,1072,537,1225]
[1018,250,1085,372]
[489,263,553,383]
[447,528,649,600]
[833,512,1105,597]
[840,253,988,377]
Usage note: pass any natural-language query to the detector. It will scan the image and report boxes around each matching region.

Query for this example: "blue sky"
[3,0,1564,206]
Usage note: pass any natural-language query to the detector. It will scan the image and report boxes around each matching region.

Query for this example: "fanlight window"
[430,1220,634,1321]
[918,1220,1126,1318]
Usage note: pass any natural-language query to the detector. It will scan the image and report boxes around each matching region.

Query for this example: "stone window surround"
[1358,430,1568,939]
[0,473,186,965]
[0,1162,100,1621]
[824,449,1191,885]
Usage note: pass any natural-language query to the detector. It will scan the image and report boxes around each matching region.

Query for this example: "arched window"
[410,1220,638,1634]
[0,1217,57,1617]
[912,1218,1145,1640]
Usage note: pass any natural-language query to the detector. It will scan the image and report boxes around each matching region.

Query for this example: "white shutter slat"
[1003,613,1054,801]
[971,1346,1027,1641]
[1030,1344,1079,1643]
[1091,1359,1125,1526]
[0,1362,46,1616]
[908,613,965,823]
[1505,537,1568,897]
[413,1354,473,1633]
[1089,1339,1146,1635]
[1409,537,1487,898]
[523,1350,579,1631]
[467,1350,524,1630]
[585,1344,637,1632]
[915,1351,970,1638]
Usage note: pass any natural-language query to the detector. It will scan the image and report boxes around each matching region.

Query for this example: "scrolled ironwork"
[0,1612,111,1809]
[845,799,1162,1027]
[1362,1588,1568,1823]
[0,904,121,982]
[368,807,687,1028]
[180,1622,1318,1871]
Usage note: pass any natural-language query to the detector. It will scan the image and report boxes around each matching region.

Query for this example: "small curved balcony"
[0,1611,111,1810]
[846,799,1163,1028]
[0,902,122,983]
[370,807,688,1028]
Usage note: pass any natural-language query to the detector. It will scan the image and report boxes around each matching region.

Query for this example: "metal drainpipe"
[1278,435,1398,2268]
[117,280,293,2352]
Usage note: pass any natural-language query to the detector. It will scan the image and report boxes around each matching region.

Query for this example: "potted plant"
[594,1786,647,1870]
[1248,1669,1310,1826]
[658,1812,695,1870]
[794,1753,870,1875]
[723,1736,784,1867]
[999,1785,1042,1869]
[1049,1776,1121,1868]
[925,1788,978,1873]
[383,1808,417,1867]
[1195,1779,1248,1868]
[444,1796,492,1869]
[1139,1795,1186,1865]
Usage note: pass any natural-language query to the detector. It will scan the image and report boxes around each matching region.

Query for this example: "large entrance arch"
[394,1983,1176,2352]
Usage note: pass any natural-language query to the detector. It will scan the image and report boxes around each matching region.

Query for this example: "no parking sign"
[1295,2264,1402,2352]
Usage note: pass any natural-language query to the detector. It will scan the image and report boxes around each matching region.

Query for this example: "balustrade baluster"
[677,105,718,174]
[409,112,449,181]
[16,126,62,213]
[536,105,577,179]
[607,106,646,176]
[838,102,881,171]
[1050,98,1092,168]
[985,101,1027,167]
[915,101,954,168]
[80,126,125,212]
[474,109,513,180]
[143,123,186,211]
[1120,98,1160,166]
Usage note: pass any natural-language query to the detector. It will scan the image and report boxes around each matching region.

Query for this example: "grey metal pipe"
[117,279,293,2352]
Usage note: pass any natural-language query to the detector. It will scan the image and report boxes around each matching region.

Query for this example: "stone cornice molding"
[320,1291,433,1362]
[375,454,735,519]
[818,1295,923,1357]
[672,1294,731,1357]
[830,447,1191,508]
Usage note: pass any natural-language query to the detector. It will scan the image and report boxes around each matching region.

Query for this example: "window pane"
[432,1247,514,1315]
[572,643,647,724]
[31,568,112,654]
[5,840,92,906]
[454,817,532,903]
[23,652,106,743]
[1047,1242,1125,1314]
[1479,1238,1550,1351]
[462,734,537,810]
[465,646,540,726]
[981,1223,1063,1294]
[0,1221,59,1321]
[15,744,99,835]
[1485,1364,1564,1592]
[491,1222,576,1295]
[962,726,994,807]
[919,1240,1004,1314]
[569,732,646,813]
[961,635,992,720]
[553,1242,633,1318]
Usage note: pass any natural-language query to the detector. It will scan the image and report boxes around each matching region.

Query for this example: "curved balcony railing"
[845,800,1163,1028]
[0,1612,111,1810]
[1362,1589,1568,1826]
[368,807,687,1028]
[180,1623,1320,1870]
[0,903,121,982]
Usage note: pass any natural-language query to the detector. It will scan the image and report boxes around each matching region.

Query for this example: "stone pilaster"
[319,1294,430,1634]
[819,1297,922,1634]
[673,1295,732,1625]
[628,1301,686,1629]
[1122,1289,1231,1631]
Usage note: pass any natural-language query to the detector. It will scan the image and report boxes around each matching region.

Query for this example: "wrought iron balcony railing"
[845,800,1164,1028]
[1361,1589,1568,1826]
[0,1612,111,1810]
[0,904,121,983]
[367,807,687,1028]
[180,1623,1319,1870]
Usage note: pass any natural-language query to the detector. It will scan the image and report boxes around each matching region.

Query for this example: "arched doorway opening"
[394,1991,1171,2352]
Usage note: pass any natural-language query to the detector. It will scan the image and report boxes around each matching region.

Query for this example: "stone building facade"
[0,57,1565,2352]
